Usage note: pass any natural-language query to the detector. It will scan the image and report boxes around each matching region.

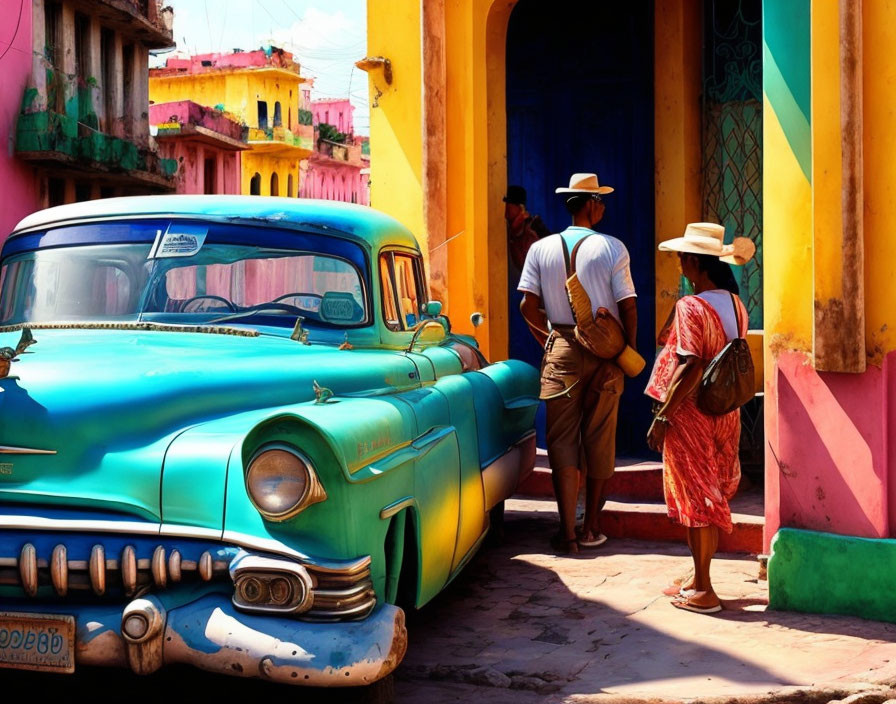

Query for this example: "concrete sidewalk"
[394,497,896,703]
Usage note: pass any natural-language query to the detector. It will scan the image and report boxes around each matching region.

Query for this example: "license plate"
[0,612,75,673]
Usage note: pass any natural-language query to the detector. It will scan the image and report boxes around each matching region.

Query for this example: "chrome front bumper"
[3,595,407,687]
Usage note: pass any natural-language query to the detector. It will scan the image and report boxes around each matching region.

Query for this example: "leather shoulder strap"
[560,235,571,277]
[569,234,593,275]
[729,292,744,339]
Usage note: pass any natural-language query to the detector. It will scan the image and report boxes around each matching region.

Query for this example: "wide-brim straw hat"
[658,222,756,265]
[555,172,614,195]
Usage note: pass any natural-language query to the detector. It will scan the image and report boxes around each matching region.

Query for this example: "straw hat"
[555,172,614,195]
[658,222,756,265]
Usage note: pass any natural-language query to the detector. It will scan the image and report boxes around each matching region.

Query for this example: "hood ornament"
[313,380,336,404]
[0,327,36,379]
[290,317,310,345]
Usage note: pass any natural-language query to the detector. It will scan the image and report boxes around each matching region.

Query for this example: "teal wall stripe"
[763,0,812,182]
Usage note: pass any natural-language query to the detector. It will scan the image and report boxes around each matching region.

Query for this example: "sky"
[151,0,369,134]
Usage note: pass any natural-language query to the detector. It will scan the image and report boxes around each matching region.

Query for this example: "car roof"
[9,195,420,253]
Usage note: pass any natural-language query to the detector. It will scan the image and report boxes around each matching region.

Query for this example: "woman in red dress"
[645,223,755,614]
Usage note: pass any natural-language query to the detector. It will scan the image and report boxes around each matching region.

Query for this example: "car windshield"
[0,220,369,329]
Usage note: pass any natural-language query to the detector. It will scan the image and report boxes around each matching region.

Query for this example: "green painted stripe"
[769,528,896,623]
[763,48,812,183]
[763,0,811,120]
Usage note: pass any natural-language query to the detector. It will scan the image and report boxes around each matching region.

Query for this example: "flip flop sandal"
[672,596,722,614]
[577,533,608,548]
[661,584,697,597]
[549,534,580,555]
[661,572,696,596]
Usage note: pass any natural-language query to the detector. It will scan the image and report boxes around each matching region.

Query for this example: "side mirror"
[422,300,443,317]
[470,312,484,328]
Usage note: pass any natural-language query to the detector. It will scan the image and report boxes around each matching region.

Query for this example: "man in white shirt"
[518,173,638,554]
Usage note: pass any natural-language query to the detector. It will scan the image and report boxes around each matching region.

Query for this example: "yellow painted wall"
[763,96,813,359]
[365,0,424,247]
[653,0,703,336]
[150,70,302,129]
[150,68,305,198]
[366,0,510,358]
[862,2,896,362]
[241,152,302,197]
[811,3,843,308]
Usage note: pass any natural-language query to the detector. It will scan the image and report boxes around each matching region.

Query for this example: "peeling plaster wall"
[765,2,896,561]
[0,2,40,239]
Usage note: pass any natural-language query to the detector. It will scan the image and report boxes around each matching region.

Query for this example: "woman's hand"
[647,417,668,452]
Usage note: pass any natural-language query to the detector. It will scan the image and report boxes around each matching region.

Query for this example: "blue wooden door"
[506,0,656,456]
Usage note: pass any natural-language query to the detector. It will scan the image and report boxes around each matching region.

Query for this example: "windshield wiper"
[205,308,299,325]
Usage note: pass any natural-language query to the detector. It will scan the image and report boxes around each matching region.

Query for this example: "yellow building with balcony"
[149,47,313,196]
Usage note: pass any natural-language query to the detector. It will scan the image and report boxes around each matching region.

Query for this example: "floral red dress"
[645,294,748,533]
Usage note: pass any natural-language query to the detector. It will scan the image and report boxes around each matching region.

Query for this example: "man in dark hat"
[504,185,551,274]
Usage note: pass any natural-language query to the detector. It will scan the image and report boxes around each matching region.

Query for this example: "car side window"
[379,251,426,331]
[380,255,401,331]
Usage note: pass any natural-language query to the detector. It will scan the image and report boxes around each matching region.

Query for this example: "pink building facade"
[150,101,247,195]
[301,99,369,205]
[0,3,41,238]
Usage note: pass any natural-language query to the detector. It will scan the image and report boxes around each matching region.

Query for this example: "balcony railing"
[247,125,313,154]
[316,139,363,166]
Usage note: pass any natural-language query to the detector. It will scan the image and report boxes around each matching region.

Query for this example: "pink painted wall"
[301,160,369,205]
[156,47,299,75]
[0,2,41,239]
[302,99,368,204]
[155,139,241,195]
[150,101,244,195]
[150,101,245,142]
[765,350,896,551]
[312,99,354,134]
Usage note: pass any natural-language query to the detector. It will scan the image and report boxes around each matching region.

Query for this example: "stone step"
[600,499,764,554]
[515,454,764,554]
[517,461,664,502]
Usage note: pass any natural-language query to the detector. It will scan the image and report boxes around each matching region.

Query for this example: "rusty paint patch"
[768,333,812,361]
[815,297,865,373]
[376,607,408,681]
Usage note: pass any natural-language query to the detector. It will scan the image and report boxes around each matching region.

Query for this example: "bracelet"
[654,414,671,426]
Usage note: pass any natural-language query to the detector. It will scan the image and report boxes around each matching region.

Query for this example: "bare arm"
[646,355,703,452]
[520,292,550,348]
[618,297,638,349]
[657,303,676,346]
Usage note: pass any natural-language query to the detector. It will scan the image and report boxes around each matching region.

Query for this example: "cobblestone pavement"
[394,497,896,703]
[5,496,896,703]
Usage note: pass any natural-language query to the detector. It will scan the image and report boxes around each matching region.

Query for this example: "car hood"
[0,327,420,520]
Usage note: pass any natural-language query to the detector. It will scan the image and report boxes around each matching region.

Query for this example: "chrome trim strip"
[312,580,374,600]
[0,516,161,534]
[304,599,377,620]
[159,524,222,540]
[0,445,57,455]
[221,530,371,574]
[379,496,415,520]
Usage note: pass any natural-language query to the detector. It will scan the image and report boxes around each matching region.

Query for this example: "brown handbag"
[562,235,626,359]
[696,293,755,415]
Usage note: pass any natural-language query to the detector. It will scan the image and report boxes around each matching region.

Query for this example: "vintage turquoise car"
[0,196,538,694]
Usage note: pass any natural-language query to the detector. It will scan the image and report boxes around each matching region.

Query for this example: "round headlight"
[246,446,311,520]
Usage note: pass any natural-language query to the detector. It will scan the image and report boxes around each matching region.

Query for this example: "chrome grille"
[304,561,376,621]
[0,524,377,621]
[0,541,231,597]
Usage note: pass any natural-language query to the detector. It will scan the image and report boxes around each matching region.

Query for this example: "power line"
[0,0,24,65]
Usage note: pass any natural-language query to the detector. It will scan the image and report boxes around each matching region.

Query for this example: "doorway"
[505,0,655,455]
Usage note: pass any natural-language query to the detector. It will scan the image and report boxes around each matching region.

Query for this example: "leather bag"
[696,293,755,415]
[562,235,625,359]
